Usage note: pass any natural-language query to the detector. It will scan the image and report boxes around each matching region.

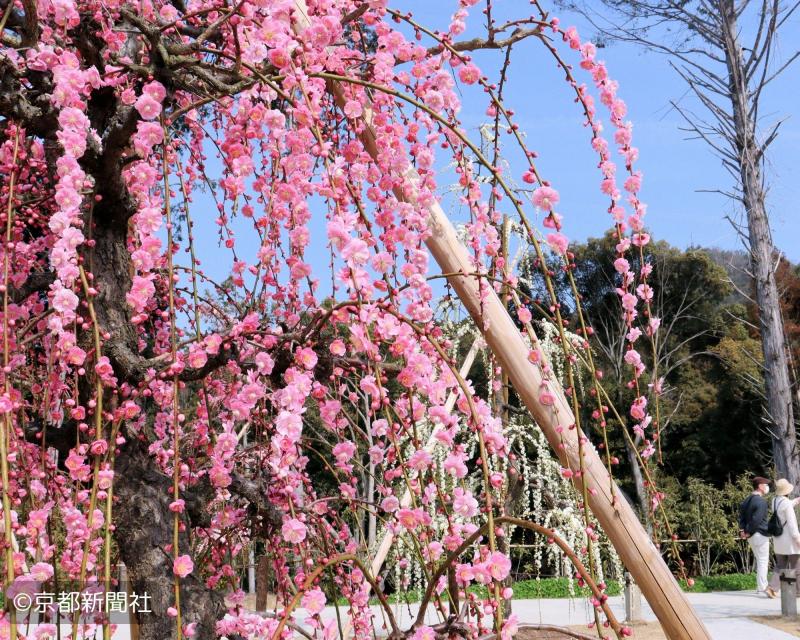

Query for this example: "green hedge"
[338,573,754,605]
[339,577,622,605]
[679,573,756,593]
[485,577,622,599]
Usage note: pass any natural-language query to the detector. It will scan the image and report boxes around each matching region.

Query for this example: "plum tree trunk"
[80,115,229,637]
[256,555,270,612]
[114,439,225,640]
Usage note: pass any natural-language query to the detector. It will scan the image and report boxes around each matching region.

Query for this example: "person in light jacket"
[766,478,800,598]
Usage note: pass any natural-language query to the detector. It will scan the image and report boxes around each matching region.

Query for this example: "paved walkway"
[506,590,800,638]
[312,590,800,639]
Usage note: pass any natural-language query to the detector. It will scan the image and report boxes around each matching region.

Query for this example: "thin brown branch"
[427,26,544,55]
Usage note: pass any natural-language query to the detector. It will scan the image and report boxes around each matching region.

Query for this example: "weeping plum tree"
[571,0,800,486]
[0,0,708,639]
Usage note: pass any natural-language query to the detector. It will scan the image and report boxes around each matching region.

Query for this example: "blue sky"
[186,0,800,297]
[404,0,800,261]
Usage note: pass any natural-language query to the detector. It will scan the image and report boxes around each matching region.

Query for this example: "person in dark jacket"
[738,476,772,596]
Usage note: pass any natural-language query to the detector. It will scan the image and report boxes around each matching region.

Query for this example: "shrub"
[343,572,751,606]
[353,577,623,604]
[679,573,756,592]
[507,577,622,599]
[658,474,753,576]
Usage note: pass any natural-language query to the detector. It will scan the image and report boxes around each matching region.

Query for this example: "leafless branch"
[427,26,544,56]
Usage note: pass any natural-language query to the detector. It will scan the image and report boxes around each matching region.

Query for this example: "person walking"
[739,476,771,596]
[766,478,800,598]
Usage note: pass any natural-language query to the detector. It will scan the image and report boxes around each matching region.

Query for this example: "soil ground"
[516,622,669,640]
[571,622,665,639]
[749,616,800,637]
[517,620,800,639]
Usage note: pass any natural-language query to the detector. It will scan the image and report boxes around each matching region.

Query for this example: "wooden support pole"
[396,163,710,640]
[780,569,797,618]
[624,572,643,623]
[292,3,710,638]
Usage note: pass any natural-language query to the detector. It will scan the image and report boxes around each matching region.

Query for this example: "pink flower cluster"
[46,50,100,342]
[124,82,167,322]
[563,24,661,459]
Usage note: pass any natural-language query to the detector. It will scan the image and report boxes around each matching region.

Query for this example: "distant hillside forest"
[515,235,800,507]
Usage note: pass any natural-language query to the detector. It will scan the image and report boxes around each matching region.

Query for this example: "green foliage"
[539,236,773,489]
[469,578,621,600]
[679,573,756,593]
[680,478,742,576]
[341,578,623,605]
[658,474,753,576]
[504,577,622,599]
[340,573,756,605]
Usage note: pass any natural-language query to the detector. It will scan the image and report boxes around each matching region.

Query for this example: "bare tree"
[568,0,800,485]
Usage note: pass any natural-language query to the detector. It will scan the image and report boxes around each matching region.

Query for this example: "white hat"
[775,478,794,496]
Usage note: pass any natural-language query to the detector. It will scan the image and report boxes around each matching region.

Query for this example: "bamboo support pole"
[369,339,481,578]
[391,170,709,640]
[292,3,710,639]
[338,339,482,637]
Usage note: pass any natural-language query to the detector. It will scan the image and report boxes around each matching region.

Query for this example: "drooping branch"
[1,1,730,639]
[413,516,625,638]
[303,11,710,632]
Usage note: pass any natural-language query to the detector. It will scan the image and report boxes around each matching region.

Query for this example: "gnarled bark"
[113,438,225,640]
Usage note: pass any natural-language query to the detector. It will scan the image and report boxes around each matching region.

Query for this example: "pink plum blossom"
[135,93,162,120]
[173,555,194,578]
[301,587,327,614]
[546,232,569,255]
[282,518,307,544]
[532,186,560,211]
[458,64,481,84]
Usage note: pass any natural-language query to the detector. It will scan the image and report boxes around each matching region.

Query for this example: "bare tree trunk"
[720,0,799,485]
[624,434,650,521]
[256,555,270,612]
